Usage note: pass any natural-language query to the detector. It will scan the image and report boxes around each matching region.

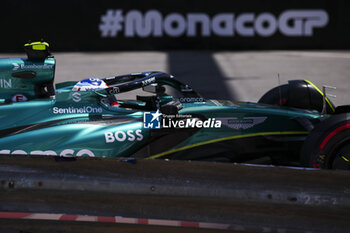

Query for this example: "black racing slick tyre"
[258,84,289,106]
[259,80,335,113]
[300,113,350,170]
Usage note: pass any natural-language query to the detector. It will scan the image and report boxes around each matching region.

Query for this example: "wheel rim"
[331,144,350,170]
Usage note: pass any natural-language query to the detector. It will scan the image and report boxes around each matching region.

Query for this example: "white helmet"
[72,78,108,91]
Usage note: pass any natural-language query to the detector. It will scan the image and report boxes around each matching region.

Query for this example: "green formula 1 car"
[0,42,349,170]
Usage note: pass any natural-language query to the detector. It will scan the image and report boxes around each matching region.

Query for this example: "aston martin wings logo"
[217,117,267,130]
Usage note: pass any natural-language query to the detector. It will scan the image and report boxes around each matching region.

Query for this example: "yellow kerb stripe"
[304,80,335,112]
[147,131,308,159]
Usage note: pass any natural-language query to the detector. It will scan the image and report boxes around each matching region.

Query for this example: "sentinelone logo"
[143,110,222,129]
[53,106,103,114]
[99,9,328,38]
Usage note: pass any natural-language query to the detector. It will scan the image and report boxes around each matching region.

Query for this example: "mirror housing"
[142,83,165,95]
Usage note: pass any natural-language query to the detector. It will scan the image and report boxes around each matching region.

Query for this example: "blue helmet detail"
[72,78,108,91]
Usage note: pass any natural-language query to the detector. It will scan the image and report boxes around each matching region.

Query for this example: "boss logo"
[104,129,143,143]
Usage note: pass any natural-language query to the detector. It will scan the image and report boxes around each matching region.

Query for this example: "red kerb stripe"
[0,212,32,219]
[181,221,199,228]
[138,218,149,224]
[59,215,78,221]
[97,216,116,222]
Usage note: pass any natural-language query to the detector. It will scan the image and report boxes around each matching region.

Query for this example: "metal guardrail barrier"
[0,155,349,233]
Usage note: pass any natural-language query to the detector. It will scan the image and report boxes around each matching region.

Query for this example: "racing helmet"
[72,78,108,91]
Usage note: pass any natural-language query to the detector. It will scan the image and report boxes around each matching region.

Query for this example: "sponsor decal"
[99,9,328,38]
[0,79,12,88]
[179,97,204,103]
[104,129,143,143]
[218,117,267,130]
[12,63,19,71]
[109,86,120,94]
[12,63,53,71]
[142,77,156,86]
[144,110,162,129]
[52,106,103,114]
[143,110,221,129]
[11,94,28,102]
[72,92,81,102]
[0,149,95,157]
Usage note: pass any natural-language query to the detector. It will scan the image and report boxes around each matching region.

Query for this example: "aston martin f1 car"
[1,42,350,170]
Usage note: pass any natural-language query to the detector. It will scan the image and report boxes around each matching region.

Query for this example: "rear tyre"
[258,84,289,106]
[259,80,335,113]
[300,113,350,170]
[331,144,350,170]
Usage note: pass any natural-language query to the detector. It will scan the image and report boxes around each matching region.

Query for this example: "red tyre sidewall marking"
[315,124,350,168]
[319,124,350,151]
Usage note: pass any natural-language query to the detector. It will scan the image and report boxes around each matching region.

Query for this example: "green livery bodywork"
[0,55,328,166]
